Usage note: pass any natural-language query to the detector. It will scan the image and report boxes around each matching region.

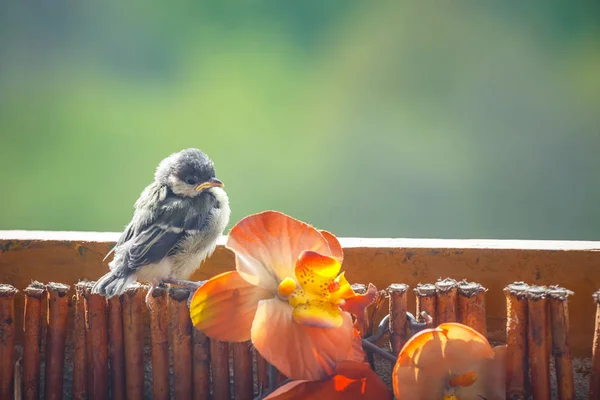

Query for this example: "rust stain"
[75,244,87,256]
[0,241,13,252]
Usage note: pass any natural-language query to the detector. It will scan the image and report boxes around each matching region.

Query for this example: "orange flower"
[392,323,505,400]
[264,361,392,400]
[190,211,367,380]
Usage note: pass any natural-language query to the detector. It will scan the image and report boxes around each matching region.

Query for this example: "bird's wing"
[121,199,210,271]
[103,222,135,261]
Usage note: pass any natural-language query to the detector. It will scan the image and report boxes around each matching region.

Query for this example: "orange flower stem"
[457,281,488,336]
[435,278,458,324]
[527,285,551,400]
[589,290,600,399]
[548,286,575,400]
[23,282,45,400]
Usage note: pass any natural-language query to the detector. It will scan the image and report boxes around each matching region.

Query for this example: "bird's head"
[155,148,224,198]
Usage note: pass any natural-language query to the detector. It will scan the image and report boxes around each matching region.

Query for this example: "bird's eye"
[185,177,198,185]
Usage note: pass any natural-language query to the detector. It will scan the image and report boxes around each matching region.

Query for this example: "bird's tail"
[91,271,136,298]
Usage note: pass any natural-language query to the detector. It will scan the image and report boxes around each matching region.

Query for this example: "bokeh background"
[1,1,599,240]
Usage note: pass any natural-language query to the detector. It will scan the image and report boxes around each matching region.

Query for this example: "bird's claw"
[160,278,205,291]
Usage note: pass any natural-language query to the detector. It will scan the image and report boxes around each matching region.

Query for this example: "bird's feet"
[145,279,163,310]
[159,277,205,292]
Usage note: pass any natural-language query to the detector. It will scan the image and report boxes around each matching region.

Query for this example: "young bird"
[92,148,231,299]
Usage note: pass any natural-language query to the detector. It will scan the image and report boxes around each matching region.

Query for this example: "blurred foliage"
[1,1,599,240]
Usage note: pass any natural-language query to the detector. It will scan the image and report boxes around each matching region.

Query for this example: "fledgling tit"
[92,148,230,298]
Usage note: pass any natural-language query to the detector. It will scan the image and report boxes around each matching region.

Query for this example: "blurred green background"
[1,1,599,240]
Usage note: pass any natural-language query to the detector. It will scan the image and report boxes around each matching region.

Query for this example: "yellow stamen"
[278,277,297,298]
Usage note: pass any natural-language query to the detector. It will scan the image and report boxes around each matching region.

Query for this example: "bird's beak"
[195,177,224,192]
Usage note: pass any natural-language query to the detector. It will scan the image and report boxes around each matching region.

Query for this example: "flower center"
[280,251,359,329]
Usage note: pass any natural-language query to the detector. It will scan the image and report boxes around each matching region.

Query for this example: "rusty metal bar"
[121,283,146,400]
[210,340,230,400]
[22,282,44,400]
[255,352,269,396]
[192,328,210,400]
[457,281,487,336]
[548,286,574,400]
[527,285,551,400]
[73,283,87,400]
[590,290,600,400]
[505,282,530,400]
[44,282,70,400]
[414,283,437,326]
[82,282,108,400]
[233,341,253,400]
[435,278,458,324]
[0,284,18,399]
[388,283,409,355]
[147,285,169,400]
[108,295,126,400]
[170,287,193,400]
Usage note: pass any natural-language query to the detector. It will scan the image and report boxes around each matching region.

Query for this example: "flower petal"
[293,300,344,328]
[339,282,377,319]
[438,323,495,373]
[265,361,392,400]
[294,251,341,296]
[319,230,344,263]
[190,271,272,342]
[448,371,478,387]
[395,327,446,367]
[393,328,449,399]
[393,323,499,400]
[330,272,357,302]
[251,298,354,381]
[346,328,367,363]
[458,345,506,400]
[227,211,332,291]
